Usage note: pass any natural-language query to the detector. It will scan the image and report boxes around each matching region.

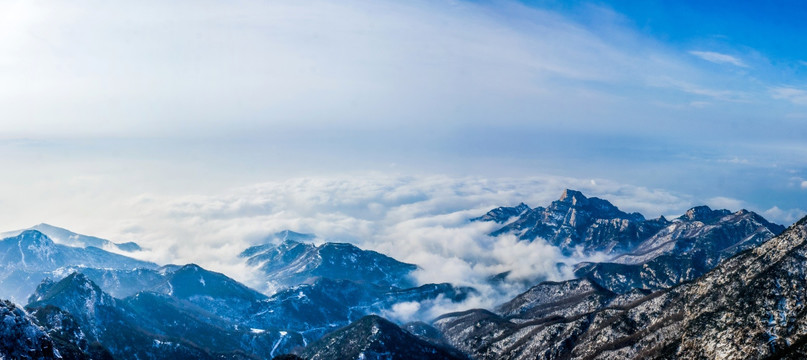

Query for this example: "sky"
[1,0,806,309]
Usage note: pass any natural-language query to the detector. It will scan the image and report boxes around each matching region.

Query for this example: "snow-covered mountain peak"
[16,230,56,250]
[1,224,141,252]
[240,234,418,293]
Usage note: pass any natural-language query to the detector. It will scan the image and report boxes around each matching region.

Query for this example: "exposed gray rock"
[436,216,807,360]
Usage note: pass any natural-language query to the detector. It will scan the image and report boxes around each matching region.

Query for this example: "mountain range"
[434,213,807,359]
[476,190,784,293]
[0,227,472,359]
[0,189,801,359]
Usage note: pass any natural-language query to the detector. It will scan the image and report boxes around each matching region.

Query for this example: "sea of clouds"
[2,171,802,320]
[103,173,711,320]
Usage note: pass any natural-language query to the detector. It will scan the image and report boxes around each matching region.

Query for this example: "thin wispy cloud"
[689,50,749,67]
[648,77,749,102]
[771,86,807,105]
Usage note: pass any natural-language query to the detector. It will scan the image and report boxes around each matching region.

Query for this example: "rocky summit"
[478,190,784,294]
[480,189,665,255]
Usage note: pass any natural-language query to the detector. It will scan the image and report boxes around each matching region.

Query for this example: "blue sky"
[593,0,807,61]
[0,0,806,239]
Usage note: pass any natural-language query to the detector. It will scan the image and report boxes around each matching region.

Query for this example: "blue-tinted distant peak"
[14,229,54,244]
[7,230,57,258]
[1,223,142,252]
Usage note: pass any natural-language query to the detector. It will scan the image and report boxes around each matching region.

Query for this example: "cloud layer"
[54,173,787,318]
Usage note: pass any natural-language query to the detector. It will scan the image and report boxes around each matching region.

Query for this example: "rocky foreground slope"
[0,300,60,360]
[435,216,807,359]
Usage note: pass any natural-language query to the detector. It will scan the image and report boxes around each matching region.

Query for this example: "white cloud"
[0,0,781,141]
[802,180,807,189]
[0,0,630,136]
[772,87,807,105]
[689,50,748,67]
[706,196,745,211]
[764,206,807,225]
[715,157,750,165]
[648,77,748,102]
[383,301,421,323]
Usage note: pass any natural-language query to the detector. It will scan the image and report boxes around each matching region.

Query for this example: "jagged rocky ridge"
[240,231,418,293]
[477,189,653,255]
[477,190,784,293]
[434,215,807,359]
[575,206,783,293]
